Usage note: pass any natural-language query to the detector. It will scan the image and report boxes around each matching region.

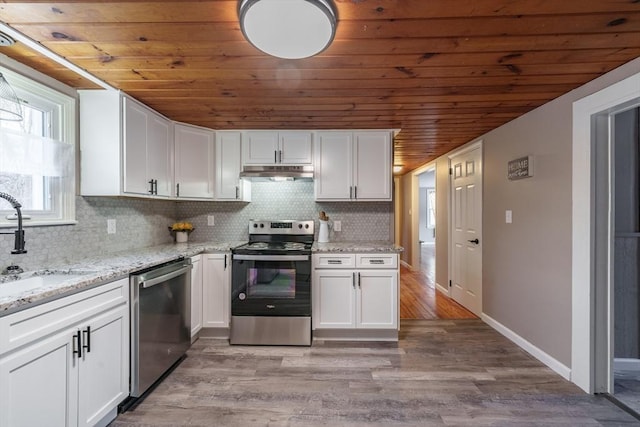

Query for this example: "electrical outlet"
[505,210,512,224]
[333,220,341,232]
[207,215,215,226]
[107,219,116,234]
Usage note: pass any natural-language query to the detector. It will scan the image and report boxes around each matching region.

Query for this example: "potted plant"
[169,222,194,243]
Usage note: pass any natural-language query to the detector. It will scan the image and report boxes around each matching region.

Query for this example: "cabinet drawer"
[0,278,128,355]
[356,254,398,269]
[313,254,356,269]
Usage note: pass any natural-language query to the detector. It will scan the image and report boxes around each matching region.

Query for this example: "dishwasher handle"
[139,265,191,289]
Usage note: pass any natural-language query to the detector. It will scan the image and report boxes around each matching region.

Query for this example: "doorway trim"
[572,71,640,393]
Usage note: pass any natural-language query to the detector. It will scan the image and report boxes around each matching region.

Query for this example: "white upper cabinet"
[80,90,173,198]
[314,131,392,201]
[174,123,215,199]
[314,132,353,200]
[242,131,312,165]
[216,131,251,201]
[353,131,392,200]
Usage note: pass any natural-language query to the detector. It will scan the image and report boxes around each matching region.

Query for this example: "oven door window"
[247,267,296,299]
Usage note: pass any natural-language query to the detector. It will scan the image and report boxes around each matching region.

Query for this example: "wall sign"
[507,155,534,180]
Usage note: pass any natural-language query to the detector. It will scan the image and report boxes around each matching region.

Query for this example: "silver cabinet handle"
[354,186,358,199]
[279,150,283,163]
[358,272,361,288]
[274,150,278,163]
[350,186,353,199]
[352,272,356,288]
[148,179,154,194]
[176,183,180,197]
[235,186,239,199]
[327,259,342,264]
[369,259,384,264]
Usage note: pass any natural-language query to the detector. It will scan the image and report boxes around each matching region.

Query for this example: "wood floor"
[110,320,637,426]
[400,243,476,320]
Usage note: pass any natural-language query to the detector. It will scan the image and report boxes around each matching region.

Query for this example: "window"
[0,67,75,227]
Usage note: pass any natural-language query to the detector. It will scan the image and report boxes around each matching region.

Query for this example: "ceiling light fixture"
[0,32,23,121]
[238,0,337,59]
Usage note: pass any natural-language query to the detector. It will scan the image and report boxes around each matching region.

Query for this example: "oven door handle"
[233,254,310,261]
[139,265,191,288]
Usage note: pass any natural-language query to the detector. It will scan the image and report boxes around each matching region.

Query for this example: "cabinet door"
[123,98,150,195]
[77,305,129,427]
[203,253,230,329]
[190,255,203,337]
[0,330,78,427]
[216,131,243,200]
[242,131,279,164]
[357,270,398,329]
[314,132,353,200]
[353,131,392,201]
[279,131,312,164]
[175,123,214,199]
[147,112,173,197]
[313,269,356,329]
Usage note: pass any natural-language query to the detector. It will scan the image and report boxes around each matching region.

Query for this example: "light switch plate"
[107,219,116,234]
[333,220,341,232]
[505,210,512,224]
[208,215,215,226]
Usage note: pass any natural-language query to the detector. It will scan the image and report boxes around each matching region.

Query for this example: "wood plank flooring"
[400,244,476,320]
[110,320,637,426]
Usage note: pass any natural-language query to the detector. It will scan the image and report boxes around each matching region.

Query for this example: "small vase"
[175,231,189,243]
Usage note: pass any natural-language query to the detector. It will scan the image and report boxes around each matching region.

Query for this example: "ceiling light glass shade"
[0,72,23,121]
[239,0,336,59]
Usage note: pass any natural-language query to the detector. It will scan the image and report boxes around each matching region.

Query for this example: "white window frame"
[0,66,76,227]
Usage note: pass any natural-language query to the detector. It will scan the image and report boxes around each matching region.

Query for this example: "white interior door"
[450,144,482,316]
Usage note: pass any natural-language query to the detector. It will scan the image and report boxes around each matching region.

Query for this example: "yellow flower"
[171,222,193,231]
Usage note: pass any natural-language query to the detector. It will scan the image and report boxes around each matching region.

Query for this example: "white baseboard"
[435,282,449,295]
[481,313,571,380]
[400,260,412,269]
[614,358,640,372]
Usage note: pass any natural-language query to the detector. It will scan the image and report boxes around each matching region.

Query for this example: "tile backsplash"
[0,181,393,272]
[177,181,393,242]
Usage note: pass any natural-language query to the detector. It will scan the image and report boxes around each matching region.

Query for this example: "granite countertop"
[312,241,403,253]
[0,241,244,317]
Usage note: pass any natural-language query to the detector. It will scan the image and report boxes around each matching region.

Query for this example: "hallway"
[400,243,476,320]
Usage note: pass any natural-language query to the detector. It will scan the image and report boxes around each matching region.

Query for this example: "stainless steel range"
[230,219,314,346]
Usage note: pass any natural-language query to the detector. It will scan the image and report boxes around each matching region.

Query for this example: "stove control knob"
[298,224,303,229]
[259,223,264,228]
[253,224,258,228]
[305,224,309,229]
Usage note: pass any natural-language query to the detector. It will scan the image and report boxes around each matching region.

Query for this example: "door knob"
[468,238,479,244]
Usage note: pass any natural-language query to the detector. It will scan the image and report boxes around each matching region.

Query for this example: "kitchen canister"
[318,220,329,243]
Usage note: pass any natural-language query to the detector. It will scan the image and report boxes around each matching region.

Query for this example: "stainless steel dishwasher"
[129,257,192,398]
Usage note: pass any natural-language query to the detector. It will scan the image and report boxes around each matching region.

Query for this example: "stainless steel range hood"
[240,165,314,180]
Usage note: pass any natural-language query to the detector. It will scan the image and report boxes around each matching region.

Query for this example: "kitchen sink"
[0,272,94,299]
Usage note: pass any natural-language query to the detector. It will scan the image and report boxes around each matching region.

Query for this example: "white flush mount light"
[239,0,337,59]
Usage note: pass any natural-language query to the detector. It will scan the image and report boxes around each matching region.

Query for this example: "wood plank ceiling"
[0,0,639,173]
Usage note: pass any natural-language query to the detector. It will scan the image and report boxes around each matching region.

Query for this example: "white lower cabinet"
[0,278,129,427]
[312,254,399,331]
[190,255,203,338]
[202,253,231,330]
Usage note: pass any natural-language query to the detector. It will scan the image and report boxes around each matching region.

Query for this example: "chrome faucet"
[0,192,27,254]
